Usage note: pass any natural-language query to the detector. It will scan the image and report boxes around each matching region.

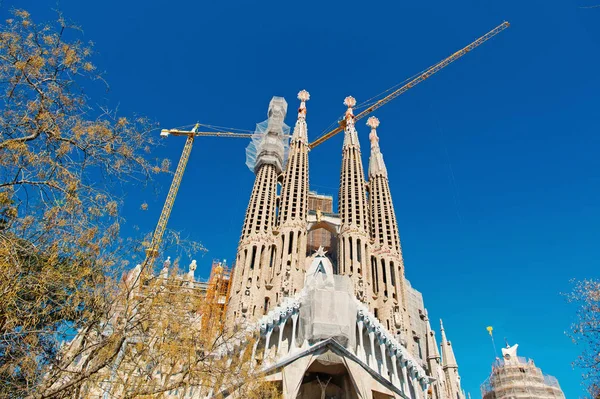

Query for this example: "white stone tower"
[224,93,466,399]
[337,96,371,300]
[366,116,411,339]
[425,313,446,399]
[228,97,288,321]
[274,90,311,299]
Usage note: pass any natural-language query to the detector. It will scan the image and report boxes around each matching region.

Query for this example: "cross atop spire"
[298,90,310,119]
[367,116,380,150]
[367,116,387,178]
[366,116,380,129]
[344,95,356,108]
[344,96,356,124]
[343,96,360,148]
[290,90,310,144]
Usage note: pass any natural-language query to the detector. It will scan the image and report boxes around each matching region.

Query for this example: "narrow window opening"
[288,231,294,255]
[349,237,353,261]
[250,246,257,270]
[269,245,275,268]
[264,297,270,315]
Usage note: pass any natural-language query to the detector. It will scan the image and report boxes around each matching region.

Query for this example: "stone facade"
[225,91,466,399]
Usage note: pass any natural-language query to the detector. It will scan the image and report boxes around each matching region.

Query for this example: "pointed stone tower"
[425,313,446,399]
[275,90,311,298]
[338,96,370,301]
[441,319,465,399]
[227,97,288,325]
[220,92,466,399]
[366,116,411,338]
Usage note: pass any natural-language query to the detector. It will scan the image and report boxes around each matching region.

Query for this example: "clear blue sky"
[9,0,600,397]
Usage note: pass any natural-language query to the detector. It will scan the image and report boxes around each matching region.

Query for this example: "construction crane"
[308,21,510,149]
[161,129,254,139]
[142,21,510,269]
[143,125,286,269]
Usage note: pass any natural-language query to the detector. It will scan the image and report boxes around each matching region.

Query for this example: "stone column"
[412,372,421,399]
[400,360,409,394]
[357,320,366,362]
[291,313,298,350]
[379,340,389,379]
[368,329,376,369]
[421,381,429,399]
[277,319,286,356]
[391,354,399,387]
[264,328,272,361]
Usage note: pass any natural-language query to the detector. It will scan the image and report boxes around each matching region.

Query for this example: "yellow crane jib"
[160,129,255,139]
[308,21,510,149]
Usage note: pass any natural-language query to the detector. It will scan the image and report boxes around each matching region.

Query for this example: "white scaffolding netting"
[245,119,290,172]
[298,272,357,348]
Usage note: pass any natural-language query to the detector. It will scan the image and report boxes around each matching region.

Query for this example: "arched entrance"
[297,351,359,399]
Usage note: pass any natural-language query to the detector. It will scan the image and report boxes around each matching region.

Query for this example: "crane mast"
[143,123,199,268]
[308,21,510,149]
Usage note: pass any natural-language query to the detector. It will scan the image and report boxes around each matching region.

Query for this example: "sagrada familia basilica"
[224,90,466,399]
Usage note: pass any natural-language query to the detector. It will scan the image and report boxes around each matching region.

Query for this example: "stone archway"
[297,352,359,399]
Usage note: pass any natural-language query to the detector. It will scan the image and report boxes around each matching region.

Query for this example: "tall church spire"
[367,117,400,254]
[226,97,288,326]
[366,117,410,337]
[275,90,311,299]
[338,96,370,301]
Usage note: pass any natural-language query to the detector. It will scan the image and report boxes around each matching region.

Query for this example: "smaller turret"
[440,319,464,399]
[440,319,458,368]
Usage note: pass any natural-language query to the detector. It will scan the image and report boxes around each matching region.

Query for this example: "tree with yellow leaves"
[0,9,272,399]
[566,279,600,399]
[41,261,278,399]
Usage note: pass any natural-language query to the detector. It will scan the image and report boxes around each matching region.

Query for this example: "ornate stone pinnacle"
[367,116,380,130]
[189,259,197,271]
[344,96,356,109]
[298,89,310,102]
